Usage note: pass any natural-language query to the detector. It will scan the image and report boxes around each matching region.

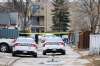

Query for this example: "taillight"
[31,44,37,48]
[59,42,64,46]
[14,43,20,46]
[12,39,16,43]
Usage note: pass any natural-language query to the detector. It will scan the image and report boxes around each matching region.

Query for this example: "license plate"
[23,51,27,53]
[52,49,56,51]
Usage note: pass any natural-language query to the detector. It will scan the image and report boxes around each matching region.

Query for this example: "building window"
[41,7,44,10]
[36,0,40,2]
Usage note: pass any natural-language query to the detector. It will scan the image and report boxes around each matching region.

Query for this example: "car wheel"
[0,44,9,52]
[62,51,66,55]
[33,54,37,58]
[43,51,46,55]
[12,52,16,57]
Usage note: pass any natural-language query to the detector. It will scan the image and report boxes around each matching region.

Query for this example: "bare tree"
[70,0,100,34]
[12,0,31,31]
[69,1,88,31]
[80,0,100,33]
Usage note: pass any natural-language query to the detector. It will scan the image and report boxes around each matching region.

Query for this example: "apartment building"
[0,0,53,32]
[0,2,18,29]
[30,0,53,32]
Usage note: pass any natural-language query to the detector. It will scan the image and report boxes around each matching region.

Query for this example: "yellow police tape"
[20,32,70,35]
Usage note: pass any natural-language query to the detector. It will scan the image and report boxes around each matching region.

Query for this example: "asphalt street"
[0,45,91,66]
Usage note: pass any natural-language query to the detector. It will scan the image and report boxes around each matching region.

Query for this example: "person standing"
[35,34,38,44]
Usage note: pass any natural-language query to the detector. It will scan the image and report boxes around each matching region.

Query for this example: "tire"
[43,51,46,55]
[33,54,37,58]
[61,51,66,55]
[12,52,16,57]
[0,44,9,53]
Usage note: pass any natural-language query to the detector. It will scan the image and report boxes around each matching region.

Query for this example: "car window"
[45,37,63,42]
[16,38,35,43]
[45,42,59,45]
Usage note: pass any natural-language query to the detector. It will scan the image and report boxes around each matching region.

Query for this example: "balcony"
[31,2,45,16]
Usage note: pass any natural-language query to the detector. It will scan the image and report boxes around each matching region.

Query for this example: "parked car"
[12,37,37,57]
[42,37,66,55]
[39,34,56,43]
[0,29,19,52]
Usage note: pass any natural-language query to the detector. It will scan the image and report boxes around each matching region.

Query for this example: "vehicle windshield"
[45,42,59,45]
[46,37,63,42]
[16,37,35,43]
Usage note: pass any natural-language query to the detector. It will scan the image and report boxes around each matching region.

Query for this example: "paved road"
[7,45,91,66]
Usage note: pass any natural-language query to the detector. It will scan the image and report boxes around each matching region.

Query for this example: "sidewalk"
[62,45,92,66]
[74,47,100,66]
